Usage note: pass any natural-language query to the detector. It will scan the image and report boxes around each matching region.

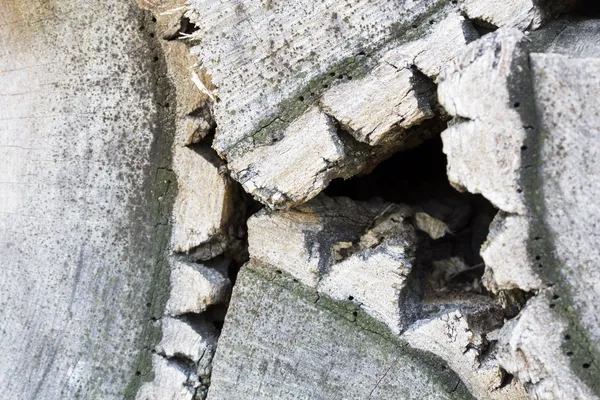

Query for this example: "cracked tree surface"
[2,0,599,399]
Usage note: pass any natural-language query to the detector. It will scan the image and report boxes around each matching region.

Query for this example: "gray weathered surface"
[207,263,473,400]
[437,19,600,399]
[532,25,600,359]
[404,308,528,400]
[0,0,171,398]
[497,294,597,400]
[3,0,598,399]
[439,29,529,215]
[185,0,476,208]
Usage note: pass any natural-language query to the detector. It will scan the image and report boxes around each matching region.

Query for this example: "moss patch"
[245,261,475,399]
[226,0,454,157]
[123,10,178,400]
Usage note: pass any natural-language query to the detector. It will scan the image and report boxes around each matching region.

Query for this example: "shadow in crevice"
[569,0,600,17]
[326,137,498,294]
[469,18,499,37]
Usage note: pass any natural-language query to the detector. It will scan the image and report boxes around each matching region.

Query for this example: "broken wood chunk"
[165,259,230,316]
[156,317,218,365]
[404,308,528,400]
[318,207,418,334]
[392,11,479,80]
[481,213,543,293]
[320,57,434,146]
[171,146,235,258]
[496,294,596,400]
[457,0,573,31]
[186,0,450,157]
[415,211,449,240]
[184,1,476,208]
[247,195,384,286]
[161,39,216,146]
[319,12,476,147]
[228,108,349,208]
[439,29,529,214]
[136,355,195,400]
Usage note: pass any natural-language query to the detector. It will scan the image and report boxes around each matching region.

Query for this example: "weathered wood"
[404,308,529,400]
[497,295,597,400]
[185,1,477,208]
[206,263,474,400]
[318,206,418,334]
[481,213,543,293]
[438,19,600,399]
[247,195,381,286]
[457,0,572,30]
[170,146,235,258]
[0,1,174,398]
[165,259,230,316]
[136,355,195,400]
[438,29,529,215]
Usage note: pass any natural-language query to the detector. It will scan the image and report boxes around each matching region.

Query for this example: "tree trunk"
[1,1,599,399]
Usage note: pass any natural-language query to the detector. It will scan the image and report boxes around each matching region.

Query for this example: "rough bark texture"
[0,1,175,398]
[207,262,474,400]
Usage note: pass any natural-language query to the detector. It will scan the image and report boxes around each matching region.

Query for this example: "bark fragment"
[165,259,230,316]
[496,295,596,400]
[171,146,234,258]
[481,213,543,293]
[156,317,218,365]
[439,29,529,215]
